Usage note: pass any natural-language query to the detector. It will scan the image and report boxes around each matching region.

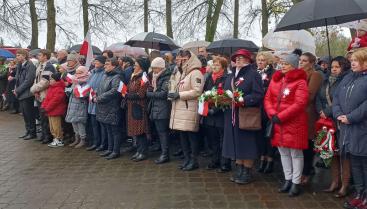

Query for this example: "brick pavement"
[0,112,344,209]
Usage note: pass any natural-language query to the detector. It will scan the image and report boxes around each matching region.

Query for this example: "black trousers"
[105,123,121,154]
[351,154,367,193]
[19,97,36,136]
[180,131,199,159]
[136,134,148,155]
[303,140,315,176]
[205,126,231,166]
[37,101,51,141]
[90,114,101,147]
[257,129,276,158]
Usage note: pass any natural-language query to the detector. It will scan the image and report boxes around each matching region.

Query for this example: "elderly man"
[57,49,68,64]
[15,49,37,140]
[30,49,56,143]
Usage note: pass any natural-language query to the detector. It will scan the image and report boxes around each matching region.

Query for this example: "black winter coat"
[201,72,228,128]
[96,69,121,125]
[15,61,36,100]
[147,69,172,120]
[316,71,349,118]
[333,71,367,156]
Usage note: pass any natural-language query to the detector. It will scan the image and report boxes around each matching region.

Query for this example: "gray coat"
[65,83,89,123]
[147,69,171,120]
[96,69,121,125]
[15,61,36,101]
[333,71,367,156]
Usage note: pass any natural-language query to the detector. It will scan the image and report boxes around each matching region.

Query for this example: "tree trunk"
[233,0,239,38]
[205,0,224,42]
[144,0,149,32]
[46,0,56,52]
[205,0,213,41]
[261,0,269,38]
[29,0,38,49]
[82,0,89,36]
[166,0,173,38]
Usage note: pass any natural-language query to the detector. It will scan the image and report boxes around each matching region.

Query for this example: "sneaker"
[56,139,64,147]
[48,139,58,148]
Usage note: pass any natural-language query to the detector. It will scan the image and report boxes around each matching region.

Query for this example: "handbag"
[230,78,262,131]
[264,85,283,138]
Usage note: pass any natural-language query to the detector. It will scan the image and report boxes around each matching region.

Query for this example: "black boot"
[288,183,301,197]
[263,161,274,174]
[257,160,266,173]
[182,155,199,171]
[235,166,253,184]
[230,165,244,182]
[278,180,292,193]
[155,133,170,164]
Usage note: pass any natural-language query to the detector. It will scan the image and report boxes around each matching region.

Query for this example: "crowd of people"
[0,23,367,208]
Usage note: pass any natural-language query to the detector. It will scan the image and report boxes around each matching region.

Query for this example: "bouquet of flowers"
[198,84,244,116]
[313,118,338,167]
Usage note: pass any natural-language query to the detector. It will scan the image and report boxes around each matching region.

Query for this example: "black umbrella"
[206,38,259,57]
[275,0,367,56]
[68,44,102,55]
[125,32,180,51]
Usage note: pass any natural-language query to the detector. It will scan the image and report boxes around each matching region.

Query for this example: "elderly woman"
[146,57,172,164]
[223,49,264,184]
[334,48,367,209]
[255,51,276,174]
[202,57,231,172]
[126,57,150,162]
[169,49,204,171]
[264,54,309,197]
[95,58,122,160]
[299,52,323,184]
[316,56,350,197]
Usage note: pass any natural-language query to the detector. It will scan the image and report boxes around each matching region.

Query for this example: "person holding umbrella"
[223,49,264,184]
[264,54,309,197]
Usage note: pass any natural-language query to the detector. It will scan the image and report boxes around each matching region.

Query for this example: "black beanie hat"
[51,72,62,81]
[94,55,106,65]
[136,57,150,72]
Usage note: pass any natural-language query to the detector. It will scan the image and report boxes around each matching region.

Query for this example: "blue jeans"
[90,114,101,147]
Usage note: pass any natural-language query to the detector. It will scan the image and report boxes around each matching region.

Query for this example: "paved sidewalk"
[0,112,344,209]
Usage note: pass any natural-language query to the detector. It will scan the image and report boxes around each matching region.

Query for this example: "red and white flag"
[74,84,91,98]
[89,88,96,102]
[79,31,94,69]
[140,72,149,86]
[198,100,209,116]
[65,73,74,84]
[117,81,128,97]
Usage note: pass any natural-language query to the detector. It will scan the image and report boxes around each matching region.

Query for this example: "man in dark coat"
[15,49,37,140]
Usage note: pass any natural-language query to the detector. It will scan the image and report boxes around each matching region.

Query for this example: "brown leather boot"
[69,135,80,147]
[323,157,340,192]
[336,158,351,198]
[74,137,86,148]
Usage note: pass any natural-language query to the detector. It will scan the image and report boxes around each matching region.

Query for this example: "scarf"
[152,70,165,91]
[328,74,338,86]
[212,70,224,83]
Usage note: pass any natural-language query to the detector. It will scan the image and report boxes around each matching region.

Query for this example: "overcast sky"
[0,0,351,51]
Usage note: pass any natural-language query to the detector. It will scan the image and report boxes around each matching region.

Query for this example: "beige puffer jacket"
[169,52,204,132]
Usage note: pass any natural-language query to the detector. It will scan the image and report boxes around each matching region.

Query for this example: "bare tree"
[0,0,30,40]
[166,0,173,38]
[46,0,56,51]
[233,0,239,38]
[82,0,89,36]
[29,0,38,49]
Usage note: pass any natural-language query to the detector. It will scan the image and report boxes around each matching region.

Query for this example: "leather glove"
[125,93,140,100]
[271,115,281,124]
[167,92,180,100]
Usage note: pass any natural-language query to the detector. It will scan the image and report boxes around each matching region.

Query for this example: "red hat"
[231,49,252,62]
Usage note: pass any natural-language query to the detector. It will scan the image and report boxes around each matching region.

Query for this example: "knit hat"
[136,57,151,72]
[357,21,367,32]
[67,51,79,62]
[150,57,165,69]
[94,55,106,65]
[51,72,62,81]
[282,54,299,68]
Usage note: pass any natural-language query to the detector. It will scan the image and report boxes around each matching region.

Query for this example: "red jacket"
[348,34,367,51]
[264,69,309,150]
[41,81,67,116]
